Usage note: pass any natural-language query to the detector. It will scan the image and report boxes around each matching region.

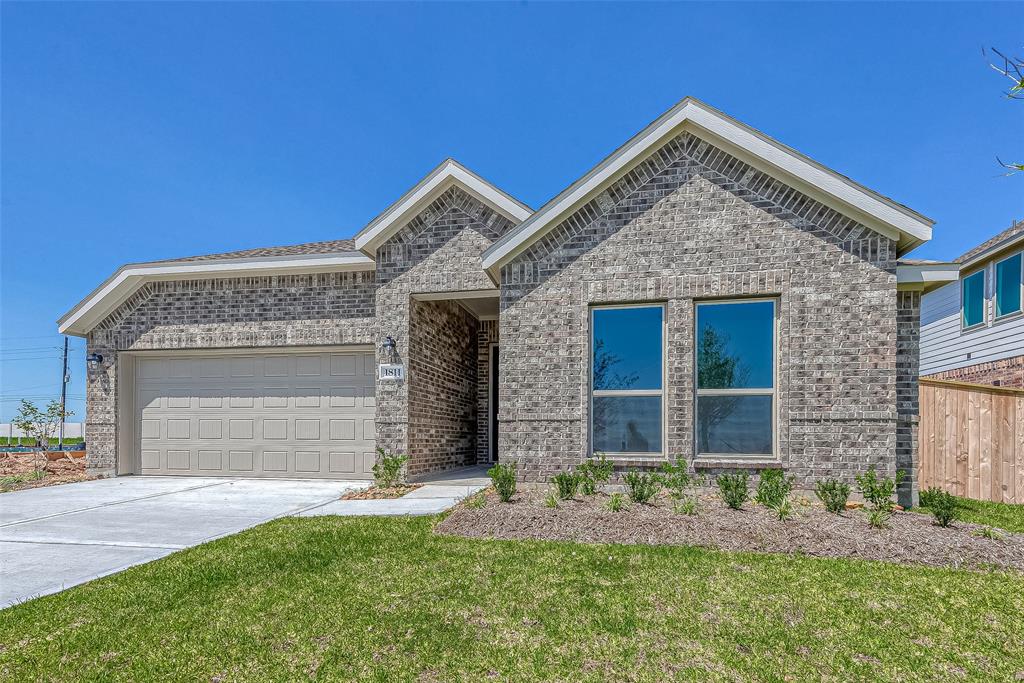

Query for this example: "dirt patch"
[0,451,94,493]
[435,490,1024,572]
[341,484,423,500]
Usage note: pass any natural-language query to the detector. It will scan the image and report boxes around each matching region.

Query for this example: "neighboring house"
[921,221,1024,387]
[58,97,953,504]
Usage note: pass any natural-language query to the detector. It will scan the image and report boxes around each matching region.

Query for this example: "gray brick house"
[59,98,953,504]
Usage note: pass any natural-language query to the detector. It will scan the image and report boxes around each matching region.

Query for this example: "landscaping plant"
[552,471,581,500]
[371,448,409,488]
[815,479,851,514]
[920,487,959,527]
[658,460,696,499]
[673,497,699,516]
[464,492,486,509]
[12,399,74,478]
[487,463,517,502]
[974,526,1004,540]
[544,490,560,508]
[624,469,660,504]
[754,469,793,508]
[716,473,750,510]
[855,466,905,528]
[772,497,795,522]
[606,492,627,512]
[577,452,614,495]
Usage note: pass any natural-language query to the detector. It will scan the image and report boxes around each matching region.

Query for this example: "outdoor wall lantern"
[380,336,397,362]
[86,353,103,370]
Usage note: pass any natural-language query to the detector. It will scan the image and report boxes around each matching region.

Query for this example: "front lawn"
[915,494,1024,533]
[1,516,1022,682]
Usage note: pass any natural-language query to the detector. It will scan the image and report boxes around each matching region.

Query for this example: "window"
[995,253,1022,319]
[961,269,986,329]
[695,299,776,458]
[590,305,663,455]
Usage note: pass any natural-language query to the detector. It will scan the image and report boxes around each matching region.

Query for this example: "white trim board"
[482,97,934,278]
[354,158,532,258]
[896,262,960,293]
[58,253,375,337]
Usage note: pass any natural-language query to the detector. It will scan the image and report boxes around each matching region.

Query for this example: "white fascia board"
[482,97,934,274]
[57,253,375,337]
[896,263,960,293]
[354,159,532,257]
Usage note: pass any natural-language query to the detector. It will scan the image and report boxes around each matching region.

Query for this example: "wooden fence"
[919,378,1024,503]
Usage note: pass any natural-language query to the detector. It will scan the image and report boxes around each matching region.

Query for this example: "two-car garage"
[124,348,377,479]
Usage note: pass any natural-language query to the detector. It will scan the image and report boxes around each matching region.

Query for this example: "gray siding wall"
[500,131,901,488]
[921,266,1024,376]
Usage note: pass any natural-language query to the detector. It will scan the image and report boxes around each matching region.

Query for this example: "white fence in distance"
[0,422,85,439]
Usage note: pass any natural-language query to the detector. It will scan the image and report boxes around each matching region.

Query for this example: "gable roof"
[57,243,374,337]
[353,158,533,257]
[481,97,934,277]
[956,219,1024,268]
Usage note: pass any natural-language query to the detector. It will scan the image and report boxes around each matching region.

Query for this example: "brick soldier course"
[61,98,944,505]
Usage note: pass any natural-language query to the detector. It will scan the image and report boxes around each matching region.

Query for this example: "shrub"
[673,497,699,516]
[974,526,1004,540]
[855,466,905,513]
[578,453,614,495]
[772,497,794,522]
[371,448,409,488]
[487,463,517,502]
[552,472,581,500]
[716,473,750,510]
[815,479,851,514]
[464,492,486,509]
[867,508,891,529]
[544,490,560,508]
[920,487,959,527]
[606,492,627,512]
[754,469,793,508]
[624,470,660,504]
[659,460,697,499]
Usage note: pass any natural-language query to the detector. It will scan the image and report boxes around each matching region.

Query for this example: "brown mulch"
[0,451,94,493]
[340,483,423,500]
[435,490,1024,572]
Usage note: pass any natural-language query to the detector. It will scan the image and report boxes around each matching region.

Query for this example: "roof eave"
[896,262,960,295]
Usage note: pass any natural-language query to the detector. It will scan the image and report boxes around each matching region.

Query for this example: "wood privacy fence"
[919,378,1024,504]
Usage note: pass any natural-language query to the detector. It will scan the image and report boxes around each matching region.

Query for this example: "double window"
[962,253,1023,329]
[695,299,776,458]
[590,305,664,455]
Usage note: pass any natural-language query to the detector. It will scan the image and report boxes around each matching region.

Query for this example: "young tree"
[12,399,74,474]
[986,47,1023,174]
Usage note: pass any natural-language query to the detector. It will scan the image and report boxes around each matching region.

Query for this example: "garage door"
[134,350,376,478]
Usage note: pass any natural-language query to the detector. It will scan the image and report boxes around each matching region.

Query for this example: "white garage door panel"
[135,351,376,478]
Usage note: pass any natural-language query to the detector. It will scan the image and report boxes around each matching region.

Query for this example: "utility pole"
[58,337,69,450]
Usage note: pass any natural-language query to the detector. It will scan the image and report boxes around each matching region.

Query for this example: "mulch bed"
[341,483,423,500]
[0,451,94,493]
[435,490,1024,572]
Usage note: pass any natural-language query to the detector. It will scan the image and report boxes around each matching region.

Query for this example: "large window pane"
[962,270,985,327]
[593,396,662,453]
[996,254,1022,318]
[696,301,774,389]
[696,395,773,456]
[592,307,662,390]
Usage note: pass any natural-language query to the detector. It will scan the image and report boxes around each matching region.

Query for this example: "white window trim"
[993,250,1024,321]
[961,268,987,331]
[694,298,779,461]
[589,303,666,458]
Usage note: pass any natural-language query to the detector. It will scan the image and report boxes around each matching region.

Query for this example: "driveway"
[0,476,365,608]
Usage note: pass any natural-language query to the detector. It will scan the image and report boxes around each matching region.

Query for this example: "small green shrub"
[371,448,409,488]
[815,479,851,514]
[855,466,905,512]
[673,497,699,516]
[624,470,660,504]
[755,469,793,508]
[659,460,697,499]
[974,526,1004,540]
[606,492,627,512]
[772,497,794,522]
[716,473,750,510]
[578,453,614,495]
[544,490,560,508]
[464,492,486,509]
[867,508,891,529]
[487,463,517,502]
[920,487,959,527]
[552,472,581,500]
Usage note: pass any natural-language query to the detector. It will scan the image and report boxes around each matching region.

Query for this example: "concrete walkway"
[0,471,487,609]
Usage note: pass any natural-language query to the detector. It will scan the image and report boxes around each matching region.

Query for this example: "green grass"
[0,437,83,447]
[1,517,1022,682]
[0,469,46,492]
[915,494,1024,533]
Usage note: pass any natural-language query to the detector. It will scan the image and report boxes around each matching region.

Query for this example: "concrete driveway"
[0,476,365,609]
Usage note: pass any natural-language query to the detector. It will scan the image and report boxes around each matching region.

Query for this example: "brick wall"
[476,319,499,463]
[896,290,922,506]
[925,355,1024,388]
[85,272,377,475]
[407,298,479,475]
[500,131,900,489]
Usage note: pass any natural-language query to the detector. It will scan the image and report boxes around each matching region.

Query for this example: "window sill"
[693,458,782,470]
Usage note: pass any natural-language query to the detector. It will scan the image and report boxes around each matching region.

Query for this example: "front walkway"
[1,469,488,609]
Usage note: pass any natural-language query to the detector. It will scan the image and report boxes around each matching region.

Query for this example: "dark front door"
[489,345,499,462]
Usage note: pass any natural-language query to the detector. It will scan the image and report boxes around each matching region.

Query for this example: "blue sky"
[1,2,1021,422]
